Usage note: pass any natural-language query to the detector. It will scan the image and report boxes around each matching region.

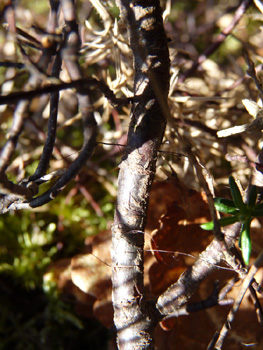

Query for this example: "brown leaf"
[148,180,212,294]
[71,253,111,298]
[44,230,113,326]
[149,262,185,295]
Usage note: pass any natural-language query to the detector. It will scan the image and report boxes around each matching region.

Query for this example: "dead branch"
[29,0,61,182]
[211,252,263,350]
[156,224,240,317]
[0,77,132,106]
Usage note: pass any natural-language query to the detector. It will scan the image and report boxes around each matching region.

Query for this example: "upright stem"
[111,1,170,349]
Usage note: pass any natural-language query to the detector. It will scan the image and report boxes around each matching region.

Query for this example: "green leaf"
[214,198,239,214]
[201,215,239,230]
[229,176,246,211]
[248,185,257,208]
[240,221,252,265]
[218,215,240,227]
[201,221,214,230]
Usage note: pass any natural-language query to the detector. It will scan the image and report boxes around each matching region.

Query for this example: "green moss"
[19,0,49,16]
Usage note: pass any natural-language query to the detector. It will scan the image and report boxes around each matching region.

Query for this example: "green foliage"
[107,3,120,18]
[0,184,113,348]
[0,211,56,288]
[0,179,114,286]
[19,0,49,16]
[201,176,263,264]
[0,276,109,350]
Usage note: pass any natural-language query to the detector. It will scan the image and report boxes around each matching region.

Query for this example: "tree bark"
[111,1,170,349]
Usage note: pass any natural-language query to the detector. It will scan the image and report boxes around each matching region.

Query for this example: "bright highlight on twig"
[217,99,263,137]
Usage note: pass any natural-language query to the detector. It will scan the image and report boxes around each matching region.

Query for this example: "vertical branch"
[0,97,32,174]
[60,0,98,150]
[29,0,61,181]
[23,0,98,208]
[0,5,37,174]
[29,54,61,181]
[0,0,60,176]
[111,1,170,349]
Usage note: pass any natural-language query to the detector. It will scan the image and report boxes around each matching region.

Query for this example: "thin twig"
[0,172,38,200]
[164,281,233,318]
[29,0,62,181]
[179,0,252,83]
[244,50,263,102]
[0,77,131,106]
[22,0,99,209]
[211,252,263,350]
[0,76,39,174]
[29,55,61,181]
[249,284,263,325]
[0,1,61,175]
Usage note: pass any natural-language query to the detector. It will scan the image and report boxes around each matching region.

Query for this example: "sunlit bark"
[111,1,170,348]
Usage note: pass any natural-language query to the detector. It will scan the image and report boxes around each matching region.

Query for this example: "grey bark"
[111,1,170,349]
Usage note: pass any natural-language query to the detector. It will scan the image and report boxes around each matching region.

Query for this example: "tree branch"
[29,0,62,182]
[0,77,131,106]
[111,1,170,348]
[155,220,243,317]
[212,252,263,350]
